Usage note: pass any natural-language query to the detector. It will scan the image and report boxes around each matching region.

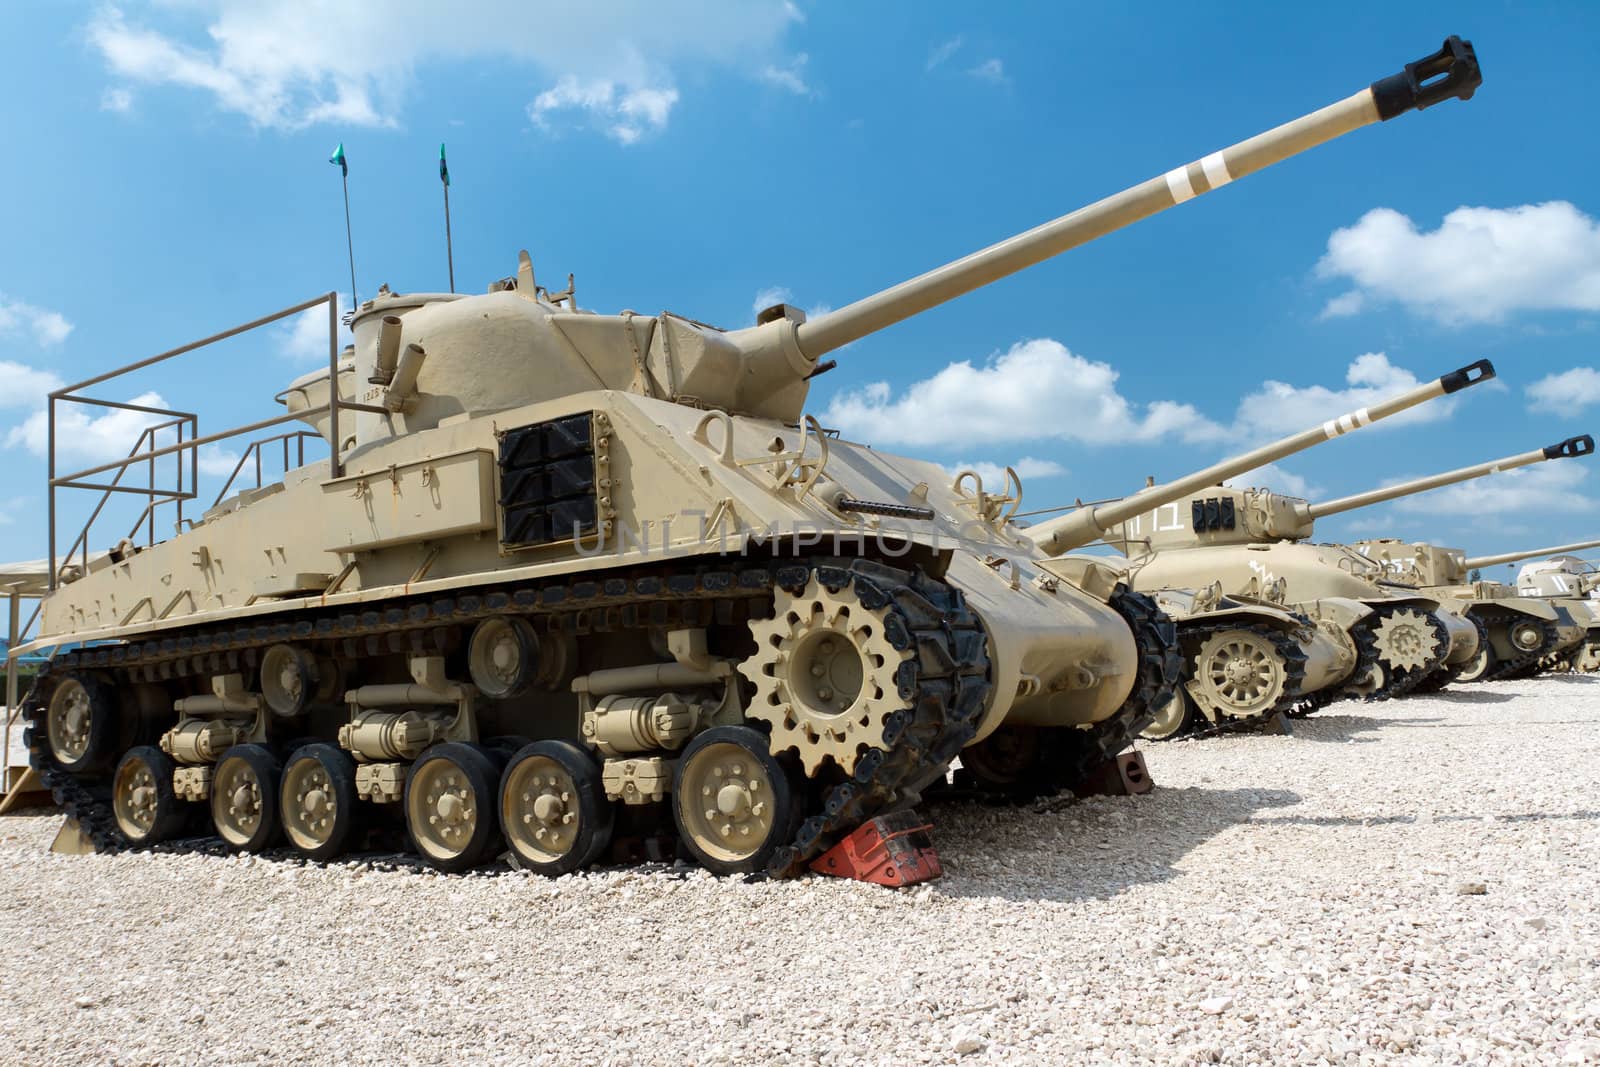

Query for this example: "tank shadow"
[1273,713,1409,743]
[1416,688,1518,704]
[927,785,1301,903]
[1502,673,1599,685]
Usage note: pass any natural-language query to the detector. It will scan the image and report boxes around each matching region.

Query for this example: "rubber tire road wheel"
[499,740,615,876]
[111,745,187,846]
[44,673,118,774]
[1456,642,1494,684]
[404,742,501,873]
[280,743,360,862]
[210,744,283,853]
[672,726,800,876]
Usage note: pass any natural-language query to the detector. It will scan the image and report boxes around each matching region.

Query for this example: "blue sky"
[3,2,1600,579]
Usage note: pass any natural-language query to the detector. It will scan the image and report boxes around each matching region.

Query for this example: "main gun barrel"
[1307,435,1595,518]
[793,37,1480,360]
[1027,359,1494,556]
[1465,538,1600,571]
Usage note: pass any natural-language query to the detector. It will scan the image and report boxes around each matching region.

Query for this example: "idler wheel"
[211,744,283,852]
[499,740,614,875]
[1192,629,1287,719]
[45,673,116,773]
[280,743,360,861]
[404,742,500,872]
[673,726,798,876]
[1456,642,1494,683]
[1140,689,1193,741]
[112,745,186,846]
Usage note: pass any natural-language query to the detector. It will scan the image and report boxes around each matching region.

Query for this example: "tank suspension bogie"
[25,556,990,876]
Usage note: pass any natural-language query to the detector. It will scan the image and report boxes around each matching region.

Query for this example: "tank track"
[1042,587,1182,782]
[21,556,992,878]
[1485,617,1561,683]
[1172,621,1309,741]
[1288,620,1379,719]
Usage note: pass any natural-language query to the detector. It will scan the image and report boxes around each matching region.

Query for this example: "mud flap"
[809,810,942,887]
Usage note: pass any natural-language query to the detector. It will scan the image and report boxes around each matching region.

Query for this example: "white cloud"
[0,362,64,408]
[100,86,133,112]
[0,296,73,346]
[820,344,1455,458]
[1233,352,1455,439]
[1390,461,1597,517]
[819,338,1226,449]
[967,58,1007,84]
[88,2,801,137]
[5,391,176,464]
[1316,202,1600,324]
[1317,290,1364,320]
[926,36,963,71]
[1527,367,1600,416]
[759,53,811,96]
[944,457,1065,489]
[278,294,347,362]
[1224,463,1318,499]
[198,446,243,477]
[529,78,679,145]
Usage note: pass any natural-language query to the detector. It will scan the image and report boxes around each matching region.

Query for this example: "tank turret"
[27,38,1485,879]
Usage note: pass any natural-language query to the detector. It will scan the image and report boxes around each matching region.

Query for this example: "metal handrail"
[46,292,384,593]
[55,417,195,581]
[210,431,322,508]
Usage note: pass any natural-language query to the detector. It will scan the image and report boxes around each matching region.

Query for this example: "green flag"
[328,142,347,177]
[439,143,449,187]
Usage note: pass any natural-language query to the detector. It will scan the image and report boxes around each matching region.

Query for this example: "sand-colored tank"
[20,37,1482,876]
[1030,425,1590,725]
[1516,554,1600,671]
[1021,369,1518,740]
[1359,534,1600,680]
[955,363,1491,773]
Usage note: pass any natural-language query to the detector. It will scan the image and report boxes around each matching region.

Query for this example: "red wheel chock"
[809,809,942,887]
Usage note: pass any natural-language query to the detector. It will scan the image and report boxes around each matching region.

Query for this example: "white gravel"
[3,675,1599,1066]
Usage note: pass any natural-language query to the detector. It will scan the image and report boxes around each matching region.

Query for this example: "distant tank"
[20,38,1481,876]
[1019,363,1499,741]
[1358,536,1600,681]
[1517,553,1600,672]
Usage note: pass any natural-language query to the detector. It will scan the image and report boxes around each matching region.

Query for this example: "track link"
[23,556,993,878]
[1173,621,1310,741]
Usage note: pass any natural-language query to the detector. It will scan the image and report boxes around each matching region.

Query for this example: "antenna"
[440,143,455,294]
[328,142,358,312]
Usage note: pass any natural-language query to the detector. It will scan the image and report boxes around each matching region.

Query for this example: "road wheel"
[111,746,186,846]
[211,744,283,852]
[280,743,360,861]
[500,740,614,875]
[673,726,798,876]
[405,742,500,872]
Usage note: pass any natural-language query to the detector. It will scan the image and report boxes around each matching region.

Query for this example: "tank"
[19,37,1482,877]
[961,365,1495,763]
[1516,554,1600,672]
[1029,424,1589,722]
[1358,534,1600,680]
[1019,365,1502,740]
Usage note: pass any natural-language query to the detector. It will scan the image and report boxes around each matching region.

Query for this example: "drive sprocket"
[740,572,913,775]
[1370,608,1440,673]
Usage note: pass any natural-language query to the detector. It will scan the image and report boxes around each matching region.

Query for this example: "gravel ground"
[2,675,1598,1066]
